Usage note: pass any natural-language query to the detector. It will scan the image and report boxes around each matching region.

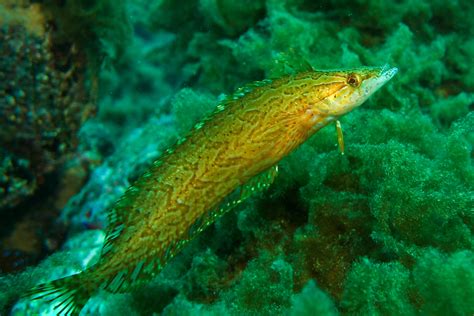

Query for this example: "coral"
[0,3,95,211]
[0,1,45,36]
[0,0,128,287]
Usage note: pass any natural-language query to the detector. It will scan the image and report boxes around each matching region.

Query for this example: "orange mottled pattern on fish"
[26,65,397,315]
[94,72,339,282]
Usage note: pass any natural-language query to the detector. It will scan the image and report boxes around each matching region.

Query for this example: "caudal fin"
[25,273,92,316]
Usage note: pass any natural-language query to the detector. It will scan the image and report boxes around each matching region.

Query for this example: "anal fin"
[187,165,279,238]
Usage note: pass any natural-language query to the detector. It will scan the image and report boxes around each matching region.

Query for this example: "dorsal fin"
[218,78,274,106]
[217,51,313,109]
[187,165,279,238]
[101,182,144,255]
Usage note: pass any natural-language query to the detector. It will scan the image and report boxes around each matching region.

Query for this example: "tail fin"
[25,273,92,316]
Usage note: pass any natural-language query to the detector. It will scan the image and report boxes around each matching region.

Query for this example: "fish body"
[28,65,397,314]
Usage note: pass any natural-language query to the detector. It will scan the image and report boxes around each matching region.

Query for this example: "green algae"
[42,0,131,67]
[341,259,415,315]
[290,280,338,316]
[1,0,473,315]
[412,249,474,316]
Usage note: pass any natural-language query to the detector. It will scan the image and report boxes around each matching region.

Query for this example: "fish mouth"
[362,65,398,93]
[379,65,398,81]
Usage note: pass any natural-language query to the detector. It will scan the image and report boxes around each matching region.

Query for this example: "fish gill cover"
[0,0,473,315]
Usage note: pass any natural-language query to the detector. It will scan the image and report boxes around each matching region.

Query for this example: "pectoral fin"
[335,120,345,155]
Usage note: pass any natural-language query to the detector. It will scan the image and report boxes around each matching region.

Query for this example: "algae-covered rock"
[413,249,474,315]
[341,258,415,315]
[290,280,339,316]
[0,2,96,211]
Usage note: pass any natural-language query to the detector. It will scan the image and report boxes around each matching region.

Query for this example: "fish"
[26,64,398,315]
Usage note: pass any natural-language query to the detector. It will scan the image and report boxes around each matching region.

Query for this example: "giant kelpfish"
[25,55,397,315]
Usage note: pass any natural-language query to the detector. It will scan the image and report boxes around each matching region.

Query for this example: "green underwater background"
[0,0,473,315]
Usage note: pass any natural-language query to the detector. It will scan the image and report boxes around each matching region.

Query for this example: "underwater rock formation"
[0,0,131,278]
[0,1,95,211]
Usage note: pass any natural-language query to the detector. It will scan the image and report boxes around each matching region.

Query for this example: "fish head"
[307,65,398,118]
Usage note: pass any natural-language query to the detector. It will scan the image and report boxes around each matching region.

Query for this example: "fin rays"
[187,165,279,240]
[25,274,90,316]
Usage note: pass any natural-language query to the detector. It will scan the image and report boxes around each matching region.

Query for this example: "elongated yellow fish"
[27,65,397,315]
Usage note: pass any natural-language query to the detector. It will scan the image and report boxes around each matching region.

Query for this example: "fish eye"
[347,74,360,87]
